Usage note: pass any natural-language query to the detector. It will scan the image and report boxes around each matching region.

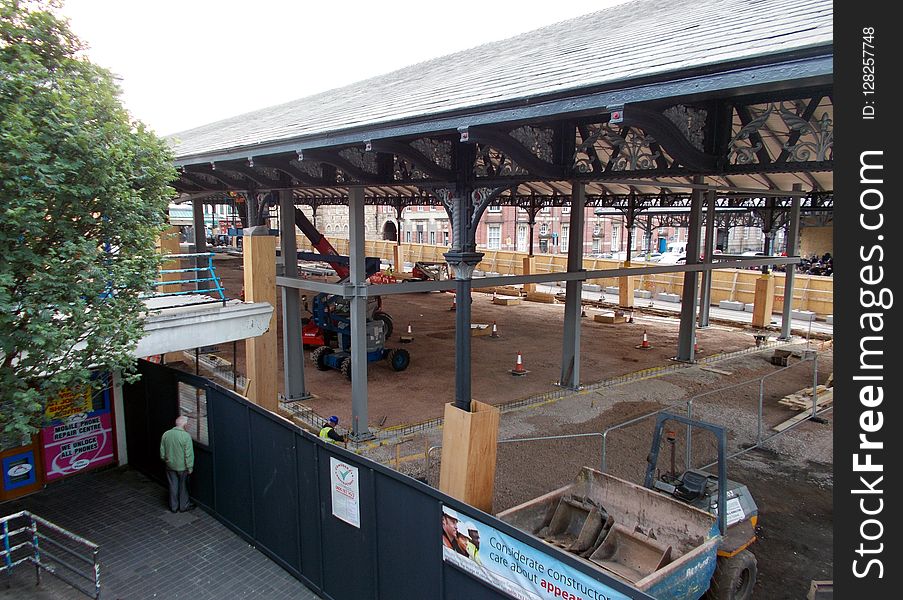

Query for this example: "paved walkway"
[1,467,321,600]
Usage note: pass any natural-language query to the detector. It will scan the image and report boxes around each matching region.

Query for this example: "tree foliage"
[1,0,177,440]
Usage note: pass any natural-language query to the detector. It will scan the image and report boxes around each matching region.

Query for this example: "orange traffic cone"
[450,295,456,311]
[636,329,653,350]
[510,351,528,376]
[490,321,500,338]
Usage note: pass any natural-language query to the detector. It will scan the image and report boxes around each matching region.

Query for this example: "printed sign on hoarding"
[330,457,361,528]
[441,505,632,600]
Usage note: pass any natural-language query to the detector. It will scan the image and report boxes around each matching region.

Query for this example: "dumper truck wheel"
[340,357,353,381]
[311,346,333,371]
[706,550,756,600]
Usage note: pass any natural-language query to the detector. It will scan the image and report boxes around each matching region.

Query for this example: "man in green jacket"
[160,416,195,513]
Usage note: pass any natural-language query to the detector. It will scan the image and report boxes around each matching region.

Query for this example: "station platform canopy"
[168,0,833,207]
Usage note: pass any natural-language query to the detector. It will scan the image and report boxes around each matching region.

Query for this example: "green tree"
[1,0,176,440]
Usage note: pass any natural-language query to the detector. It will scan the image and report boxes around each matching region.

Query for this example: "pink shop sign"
[41,412,115,481]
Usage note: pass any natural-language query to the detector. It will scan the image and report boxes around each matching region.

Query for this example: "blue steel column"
[348,187,370,438]
[779,184,803,340]
[560,183,585,389]
[279,190,309,401]
[698,190,717,328]
[677,178,704,362]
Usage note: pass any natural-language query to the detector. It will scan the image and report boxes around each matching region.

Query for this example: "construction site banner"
[441,506,631,600]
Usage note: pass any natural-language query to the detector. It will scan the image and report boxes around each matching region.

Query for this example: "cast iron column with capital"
[444,183,483,412]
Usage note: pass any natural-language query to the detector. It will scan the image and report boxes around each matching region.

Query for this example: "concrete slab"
[604,286,620,295]
[826,314,833,324]
[633,290,652,299]
[583,284,602,292]
[744,303,755,312]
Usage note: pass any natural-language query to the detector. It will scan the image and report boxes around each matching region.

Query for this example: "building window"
[178,382,208,446]
[488,204,502,213]
[562,205,570,214]
[539,223,548,235]
[430,231,436,245]
[417,205,424,211]
[560,225,569,253]
[406,231,411,242]
[611,225,619,251]
[517,225,527,252]
[539,239,549,253]
[417,230,423,243]
[541,205,550,213]
[488,225,501,249]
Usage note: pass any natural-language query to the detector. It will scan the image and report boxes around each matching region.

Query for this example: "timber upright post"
[439,158,500,512]
[752,198,777,328]
[618,195,636,309]
[242,225,278,411]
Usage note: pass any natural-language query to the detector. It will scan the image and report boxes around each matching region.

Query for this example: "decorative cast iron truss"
[173,87,833,200]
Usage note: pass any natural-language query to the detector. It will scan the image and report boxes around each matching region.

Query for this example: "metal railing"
[601,350,826,474]
[1,511,100,598]
[142,252,227,307]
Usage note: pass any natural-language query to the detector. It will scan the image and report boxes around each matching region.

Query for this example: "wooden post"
[439,400,500,513]
[523,256,536,293]
[619,262,635,308]
[393,244,404,272]
[751,273,776,328]
[242,229,278,411]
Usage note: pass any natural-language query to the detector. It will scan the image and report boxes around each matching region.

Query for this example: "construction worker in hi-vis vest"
[319,416,346,444]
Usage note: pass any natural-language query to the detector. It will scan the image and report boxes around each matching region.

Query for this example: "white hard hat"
[456,521,471,537]
[463,522,478,535]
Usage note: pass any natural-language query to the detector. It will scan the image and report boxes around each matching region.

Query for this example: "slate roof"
[168,0,832,162]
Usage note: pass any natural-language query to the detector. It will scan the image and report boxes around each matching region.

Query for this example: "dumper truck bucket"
[536,495,612,554]
[589,523,673,584]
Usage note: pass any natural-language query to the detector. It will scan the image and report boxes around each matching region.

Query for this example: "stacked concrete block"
[791,309,817,322]
[583,283,601,292]
[634,289,652,299]
[604,286,620,295]
[656,292,681,303]
[719,300,745,311]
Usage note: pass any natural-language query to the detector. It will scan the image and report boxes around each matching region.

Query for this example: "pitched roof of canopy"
[168,0,832,163]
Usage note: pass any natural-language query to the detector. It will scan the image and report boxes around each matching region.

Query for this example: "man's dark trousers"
[166,469,190,512]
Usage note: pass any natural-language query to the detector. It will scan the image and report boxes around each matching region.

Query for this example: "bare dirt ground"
[187,254,784,430]
[171,253,834,599]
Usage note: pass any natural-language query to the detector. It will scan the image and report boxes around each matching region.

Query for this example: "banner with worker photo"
[441,506,632,600]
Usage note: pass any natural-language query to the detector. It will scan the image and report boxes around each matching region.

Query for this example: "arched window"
[539,223,548,235]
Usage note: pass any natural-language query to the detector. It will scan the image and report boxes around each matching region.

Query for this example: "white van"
[657,242,686,265]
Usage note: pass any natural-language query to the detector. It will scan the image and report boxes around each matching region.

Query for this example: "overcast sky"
[59,0,630,136]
